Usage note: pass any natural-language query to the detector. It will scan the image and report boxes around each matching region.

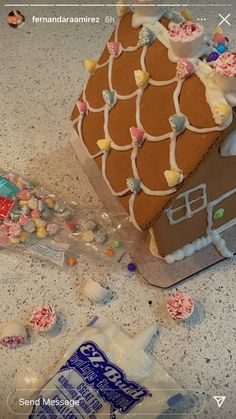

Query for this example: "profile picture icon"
[7,10,25,29]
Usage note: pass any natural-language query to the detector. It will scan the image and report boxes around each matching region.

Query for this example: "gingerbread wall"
[152,120,236,257]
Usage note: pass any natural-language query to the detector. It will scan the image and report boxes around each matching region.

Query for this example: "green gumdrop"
[114,240,122,248]
[213,208,225,219]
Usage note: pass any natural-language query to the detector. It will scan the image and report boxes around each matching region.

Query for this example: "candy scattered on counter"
[81,278,111,303]
[166,291,194,320]
[67,257,77,266]
[29,305,56,332]
[0,321,27,347]
[127,262,136,272]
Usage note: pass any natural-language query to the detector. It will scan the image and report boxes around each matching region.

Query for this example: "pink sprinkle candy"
[46,223,59,236]
[29,305,56,332]
[0,335,26,347]
[166,291,194,320]
[107,41,122,57]
[176,59,194,79]
[9,223,21,237]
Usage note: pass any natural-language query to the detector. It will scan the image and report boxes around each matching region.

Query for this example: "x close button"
[218,13,231,26]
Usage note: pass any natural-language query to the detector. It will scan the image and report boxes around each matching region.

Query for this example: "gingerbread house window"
[166,184,207,225]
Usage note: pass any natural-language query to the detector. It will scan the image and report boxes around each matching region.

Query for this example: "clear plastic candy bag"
[0,170,129,266]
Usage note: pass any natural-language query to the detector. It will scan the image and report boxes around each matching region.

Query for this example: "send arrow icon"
[213,396,226,408]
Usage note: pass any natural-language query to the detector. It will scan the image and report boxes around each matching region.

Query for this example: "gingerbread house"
[71,3,236,273]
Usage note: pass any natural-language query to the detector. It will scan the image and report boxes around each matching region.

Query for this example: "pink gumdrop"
[213,33,226,45]
[17,190,30,200]
[31,208,41,218]
[9,223,21,237]
[19,215,30,225]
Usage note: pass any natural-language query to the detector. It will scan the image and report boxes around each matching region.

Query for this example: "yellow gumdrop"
[20,231,29,242]
[134,70,150,88]
[214,26,223,34]
[97,139,111,152]
[182,8,192,21]
[10,236,20,245]
[19,200,28,207]
[84,60,97,74]
[164,170,183,187]
[44,198,55,209]
[117,0,129,17]
[213,103,231,125]
[36,227,48,239]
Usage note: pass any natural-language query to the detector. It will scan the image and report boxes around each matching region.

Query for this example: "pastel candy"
[84,60,97,74]
[21,205,31,216]
[46,223,59,236]
[38,200,47,212]
[28,198,38,210]
[169,114,186,133]
[9,223,21,237]
[33,218,46,228]
[176,59,194,79]
[44,198,55,209]
[76,100,88,116]
[213,103,231,125]
[17,190,31,200]
[36,227,48,239]
[107,41,122,57]
[31,208,41,218]
[83,230,95,242]
[130,127,146,147]
[134,70,149,88]
[213,33,226,44]
[41,209,52,219]
[19,215,30,225]
[94,231,106,244]
[126,177,141,193]
[139,27,154,46]
[117,0,129,17]
[23,221,35,233]
[102,90,116,107]
[164,170,183,187]
[19,231,29,242]
[97,139,111,152]
[181,8,192,21]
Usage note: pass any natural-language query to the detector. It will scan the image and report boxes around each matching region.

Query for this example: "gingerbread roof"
[71,12,234,231]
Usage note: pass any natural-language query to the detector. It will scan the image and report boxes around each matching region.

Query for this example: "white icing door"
[207,188,236,234]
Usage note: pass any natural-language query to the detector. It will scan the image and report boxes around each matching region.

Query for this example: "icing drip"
[77,12,234,231]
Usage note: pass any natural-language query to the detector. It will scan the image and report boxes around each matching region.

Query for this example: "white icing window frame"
[166,183,207,225]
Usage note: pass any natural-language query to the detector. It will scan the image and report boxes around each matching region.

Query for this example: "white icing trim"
[164,229,233,264]
[220,129,236,157]
[102,152,130,197]
[166,183,207,225]
[129,193,142,231]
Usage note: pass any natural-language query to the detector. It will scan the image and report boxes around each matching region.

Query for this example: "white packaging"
[28,316,184,418]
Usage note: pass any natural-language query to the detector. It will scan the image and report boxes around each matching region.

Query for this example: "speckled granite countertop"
[0,3,235,419]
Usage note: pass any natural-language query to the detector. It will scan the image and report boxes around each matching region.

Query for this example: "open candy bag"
[0,170,129,266]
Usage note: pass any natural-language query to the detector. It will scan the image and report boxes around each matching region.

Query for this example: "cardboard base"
[70,132,236,288]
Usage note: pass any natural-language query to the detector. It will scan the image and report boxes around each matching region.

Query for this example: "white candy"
[81,278,110,303]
